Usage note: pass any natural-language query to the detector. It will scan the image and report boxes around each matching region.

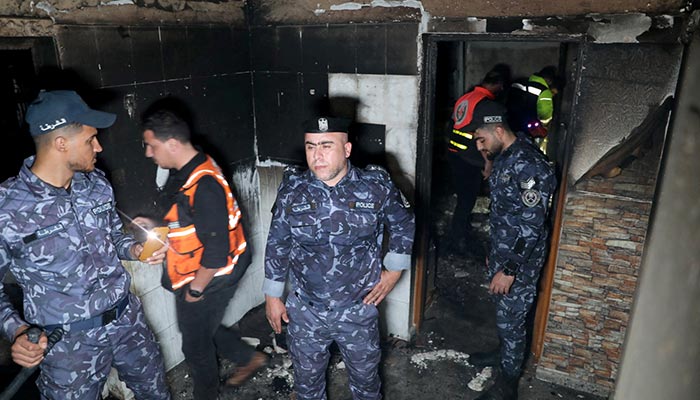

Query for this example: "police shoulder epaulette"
[282,165,305,181]
[363,164,389,178]
[92,167,107,178]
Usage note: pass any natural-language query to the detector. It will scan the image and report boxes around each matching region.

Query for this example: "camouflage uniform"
[487,133,556,377]
[264,163,414,400]
[0,157,170,400]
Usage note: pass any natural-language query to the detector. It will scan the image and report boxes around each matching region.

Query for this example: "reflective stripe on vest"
[512,82,542,96]
[449,140,467,150]
[164,156,247,290]
[452,129,473,139]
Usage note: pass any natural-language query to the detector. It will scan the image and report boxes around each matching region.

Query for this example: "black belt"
[44,295,129,332]
[294,291,362,312]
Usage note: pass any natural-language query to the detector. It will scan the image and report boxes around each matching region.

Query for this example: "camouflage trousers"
[287,292,381,400]
[495,282,537,378]
[37,293,171,400]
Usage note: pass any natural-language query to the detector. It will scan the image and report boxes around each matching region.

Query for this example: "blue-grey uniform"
[487,132,556,377]
[0,157,170,400]
[264,162,414,400]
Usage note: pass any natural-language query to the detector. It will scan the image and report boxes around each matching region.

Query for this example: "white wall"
[119,162,268,373]
[222,164,267,325]
[329,73,420,339]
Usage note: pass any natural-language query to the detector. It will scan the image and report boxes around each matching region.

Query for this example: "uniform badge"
[318,118,329,132]
[91,202,111,215]
[23,223,64,244]
[290,202,316,213]
[351,201,377,210]
[521,189,540,207]
[454,99,469,125]
[520,177,536,190]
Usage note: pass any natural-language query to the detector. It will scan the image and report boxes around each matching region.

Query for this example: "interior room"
[0,1,698,400]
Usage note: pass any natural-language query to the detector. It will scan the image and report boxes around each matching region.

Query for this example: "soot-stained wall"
[252,23,418,162]
[535,42,682,396]
[55,25,255,218]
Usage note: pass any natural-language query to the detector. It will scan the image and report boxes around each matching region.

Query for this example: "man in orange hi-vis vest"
[134,108,267,400]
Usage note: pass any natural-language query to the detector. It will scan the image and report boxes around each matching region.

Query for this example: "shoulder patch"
[520,177,536,190]
[521,189,541,207]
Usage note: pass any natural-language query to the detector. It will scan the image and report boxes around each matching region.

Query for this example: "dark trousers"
[176,275,254,400]
[495,282,537,378]
[447,152,483,244]
[38,293,170,399]
[286,294,381,400]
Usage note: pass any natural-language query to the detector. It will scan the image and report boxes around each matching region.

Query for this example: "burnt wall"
[252,22,418,162]
[54,25,255,217]
[536,42,681,395]
[567,43,682,181]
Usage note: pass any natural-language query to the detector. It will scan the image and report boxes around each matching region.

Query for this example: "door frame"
[412,33,584,360]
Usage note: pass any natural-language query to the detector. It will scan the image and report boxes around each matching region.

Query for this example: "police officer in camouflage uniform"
[264,117,415,400]
[471,100,557,400]
[0,90,171,399]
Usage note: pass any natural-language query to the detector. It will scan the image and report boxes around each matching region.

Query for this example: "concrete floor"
[162,195,606,400]
[163,259,605,400]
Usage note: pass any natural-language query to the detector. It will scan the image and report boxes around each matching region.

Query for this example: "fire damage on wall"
[0,1,697,399]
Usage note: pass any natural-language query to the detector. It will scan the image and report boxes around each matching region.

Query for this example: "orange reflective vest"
[449,85,496,152]
[163,156,247,290]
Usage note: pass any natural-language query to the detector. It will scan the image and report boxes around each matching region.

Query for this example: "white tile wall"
[329,73,420,339]
[329,73,419,190]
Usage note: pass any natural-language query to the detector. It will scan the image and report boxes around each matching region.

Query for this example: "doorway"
[0,48,37,181]
[413,34,583,360]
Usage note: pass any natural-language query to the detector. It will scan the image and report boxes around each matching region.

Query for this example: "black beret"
[303,117,351,134]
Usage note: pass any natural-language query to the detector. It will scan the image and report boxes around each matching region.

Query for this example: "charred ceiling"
[0,1,693,27]
[0,0,247,25]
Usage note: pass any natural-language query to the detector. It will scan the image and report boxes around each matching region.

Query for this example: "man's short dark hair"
[482,63,511,86]
[538,66,558,86]
[33,122,82,148]
[142,110,191,143]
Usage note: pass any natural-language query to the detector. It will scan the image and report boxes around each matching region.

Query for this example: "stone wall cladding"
[537,149,660,395]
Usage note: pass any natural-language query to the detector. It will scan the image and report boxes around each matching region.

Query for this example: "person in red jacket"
[443,66,509,256]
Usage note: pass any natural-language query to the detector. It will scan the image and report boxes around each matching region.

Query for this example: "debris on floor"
[467,367,493,391]
[409,349,471,370]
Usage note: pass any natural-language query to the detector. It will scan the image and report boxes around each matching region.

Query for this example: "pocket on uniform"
[332,210,378,246]
[290,223,317,243]
[289,210,318,244]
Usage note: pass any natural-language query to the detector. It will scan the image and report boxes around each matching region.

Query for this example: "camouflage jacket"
[488,133,557,282]
[0,157,136,340]
[263,162,415,308]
